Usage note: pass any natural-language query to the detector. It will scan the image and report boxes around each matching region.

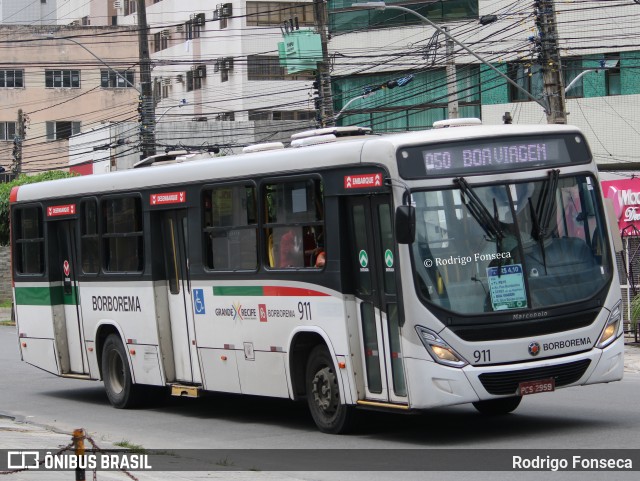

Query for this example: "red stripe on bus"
[262,286,329,297]
[9,186,19,203]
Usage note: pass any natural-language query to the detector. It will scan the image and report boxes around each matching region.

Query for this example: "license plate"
[518,378,555,396]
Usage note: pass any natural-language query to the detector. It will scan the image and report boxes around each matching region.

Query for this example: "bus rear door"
[160,209,202,384]
[346,195,407,405]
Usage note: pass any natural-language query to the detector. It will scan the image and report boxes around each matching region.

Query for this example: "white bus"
[10,121,624,433]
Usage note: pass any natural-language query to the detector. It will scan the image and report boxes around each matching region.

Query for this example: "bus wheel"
[472,396,522,415]
[102,334,141,409]
[305,345,354,434]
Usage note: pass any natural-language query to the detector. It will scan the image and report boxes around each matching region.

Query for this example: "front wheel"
[472,396,522,415]
[305,345,354,434]
[101,334,142,408]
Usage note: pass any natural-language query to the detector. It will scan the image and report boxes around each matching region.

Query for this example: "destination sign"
[397,133,591,179]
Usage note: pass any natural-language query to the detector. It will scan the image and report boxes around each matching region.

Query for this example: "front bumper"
[404,334,624,410]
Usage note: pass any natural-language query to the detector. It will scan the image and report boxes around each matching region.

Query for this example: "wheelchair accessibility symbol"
[193,289,206,315]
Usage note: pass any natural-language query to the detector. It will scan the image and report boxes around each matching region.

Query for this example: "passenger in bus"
[278,228,303,268]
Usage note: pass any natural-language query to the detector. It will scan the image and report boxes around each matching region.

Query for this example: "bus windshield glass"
[410,174,612,317]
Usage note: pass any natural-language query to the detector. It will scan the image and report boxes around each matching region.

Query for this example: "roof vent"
[242,142,285,154]
[291,134,337,148]
[433,118,482,129]
[291,126,371,141]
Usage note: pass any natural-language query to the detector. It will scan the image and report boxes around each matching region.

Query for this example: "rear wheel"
[305,345,354,434]
[472,396,522,415]
[101,334,142,408]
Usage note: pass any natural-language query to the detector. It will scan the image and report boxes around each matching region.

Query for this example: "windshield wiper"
[530,169,560,274]
[455,177,504,242]
[535,169,559,240]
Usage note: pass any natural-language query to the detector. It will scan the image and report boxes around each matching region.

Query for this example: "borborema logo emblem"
[528,341,541,357]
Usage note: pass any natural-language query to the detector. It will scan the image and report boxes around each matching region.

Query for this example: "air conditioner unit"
[223,57,234,71]
[161,29,171,38]
[175,24,184,33]
[213,10,220,21]
[221,3,233,17]
[113,0,123,9]
[176,74,184,83]
[69,20,80,26]
[163,78,171,86]
[196,13,206,26]
[214,59,221,72]
[197,65,207,78]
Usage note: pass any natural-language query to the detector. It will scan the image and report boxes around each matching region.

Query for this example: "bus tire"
[472,396,522,415]
[102,334,141,409]
[305,345,354,434]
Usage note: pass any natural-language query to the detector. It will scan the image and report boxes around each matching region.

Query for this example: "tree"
[0,171,77,246]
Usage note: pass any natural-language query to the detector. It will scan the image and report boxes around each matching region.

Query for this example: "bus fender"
[286,327,356,405]
[93,320,130,381]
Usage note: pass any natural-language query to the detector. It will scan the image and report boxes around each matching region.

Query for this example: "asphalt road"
[1,325,639,480]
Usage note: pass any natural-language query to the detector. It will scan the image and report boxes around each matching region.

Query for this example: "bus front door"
[160,210,202,384]
[347,195,407,404]
[53,219,88,375]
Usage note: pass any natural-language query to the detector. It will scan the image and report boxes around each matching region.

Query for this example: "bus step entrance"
[170,384,202,398]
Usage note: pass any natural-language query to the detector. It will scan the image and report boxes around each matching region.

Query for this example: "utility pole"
[12,109,25,175]
[444,27,459,119]
[313,0,335,126]
[137,0,156,158]
[535,0,567,124]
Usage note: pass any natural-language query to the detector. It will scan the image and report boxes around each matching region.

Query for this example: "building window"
[186,66,205,92]
[46,121,81,141]
[263,178,324,269]
[605,56,621,96]
[329,0,479,33]
[13,207,44,275]
[248,110,315,121]
[0,122,16,141]
[507,62,543,102]
[203,183,258,270]
[246,2,316,27]
[45,70,80,88]
[102,196,144,273]
[247,55,314,81]
[125,1,137,15]
[153,31,168,52]
[0,70,24,88]
[100,69,135,88]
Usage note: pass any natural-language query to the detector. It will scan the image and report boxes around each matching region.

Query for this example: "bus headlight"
[415,326,468,368]
[596,301,622,349]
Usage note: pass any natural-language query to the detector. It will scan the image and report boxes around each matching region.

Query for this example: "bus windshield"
[411,174,612,316]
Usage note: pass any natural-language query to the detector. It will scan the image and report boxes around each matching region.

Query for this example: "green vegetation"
[113,440,147,454]
[0,171,77,246]
[631,295,640,335]
[0,299,11,308]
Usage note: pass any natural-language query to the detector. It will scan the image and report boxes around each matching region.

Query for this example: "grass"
[114,440,147,454]
[0,299,11,308]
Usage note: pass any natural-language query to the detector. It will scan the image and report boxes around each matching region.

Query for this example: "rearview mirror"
[395,205,415,244]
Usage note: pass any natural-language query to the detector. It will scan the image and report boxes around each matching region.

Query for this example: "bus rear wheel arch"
[101,334,142,409]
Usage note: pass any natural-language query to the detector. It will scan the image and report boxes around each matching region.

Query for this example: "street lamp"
[41,33,141,94]
[156,99,188,124]
[350,2,551,115]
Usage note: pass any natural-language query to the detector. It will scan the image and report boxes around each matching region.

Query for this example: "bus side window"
[13,206,45,275]
[263,178,324,269]
[203,183,257,271]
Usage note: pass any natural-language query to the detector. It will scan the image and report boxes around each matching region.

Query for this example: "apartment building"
[0,25,140,174]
